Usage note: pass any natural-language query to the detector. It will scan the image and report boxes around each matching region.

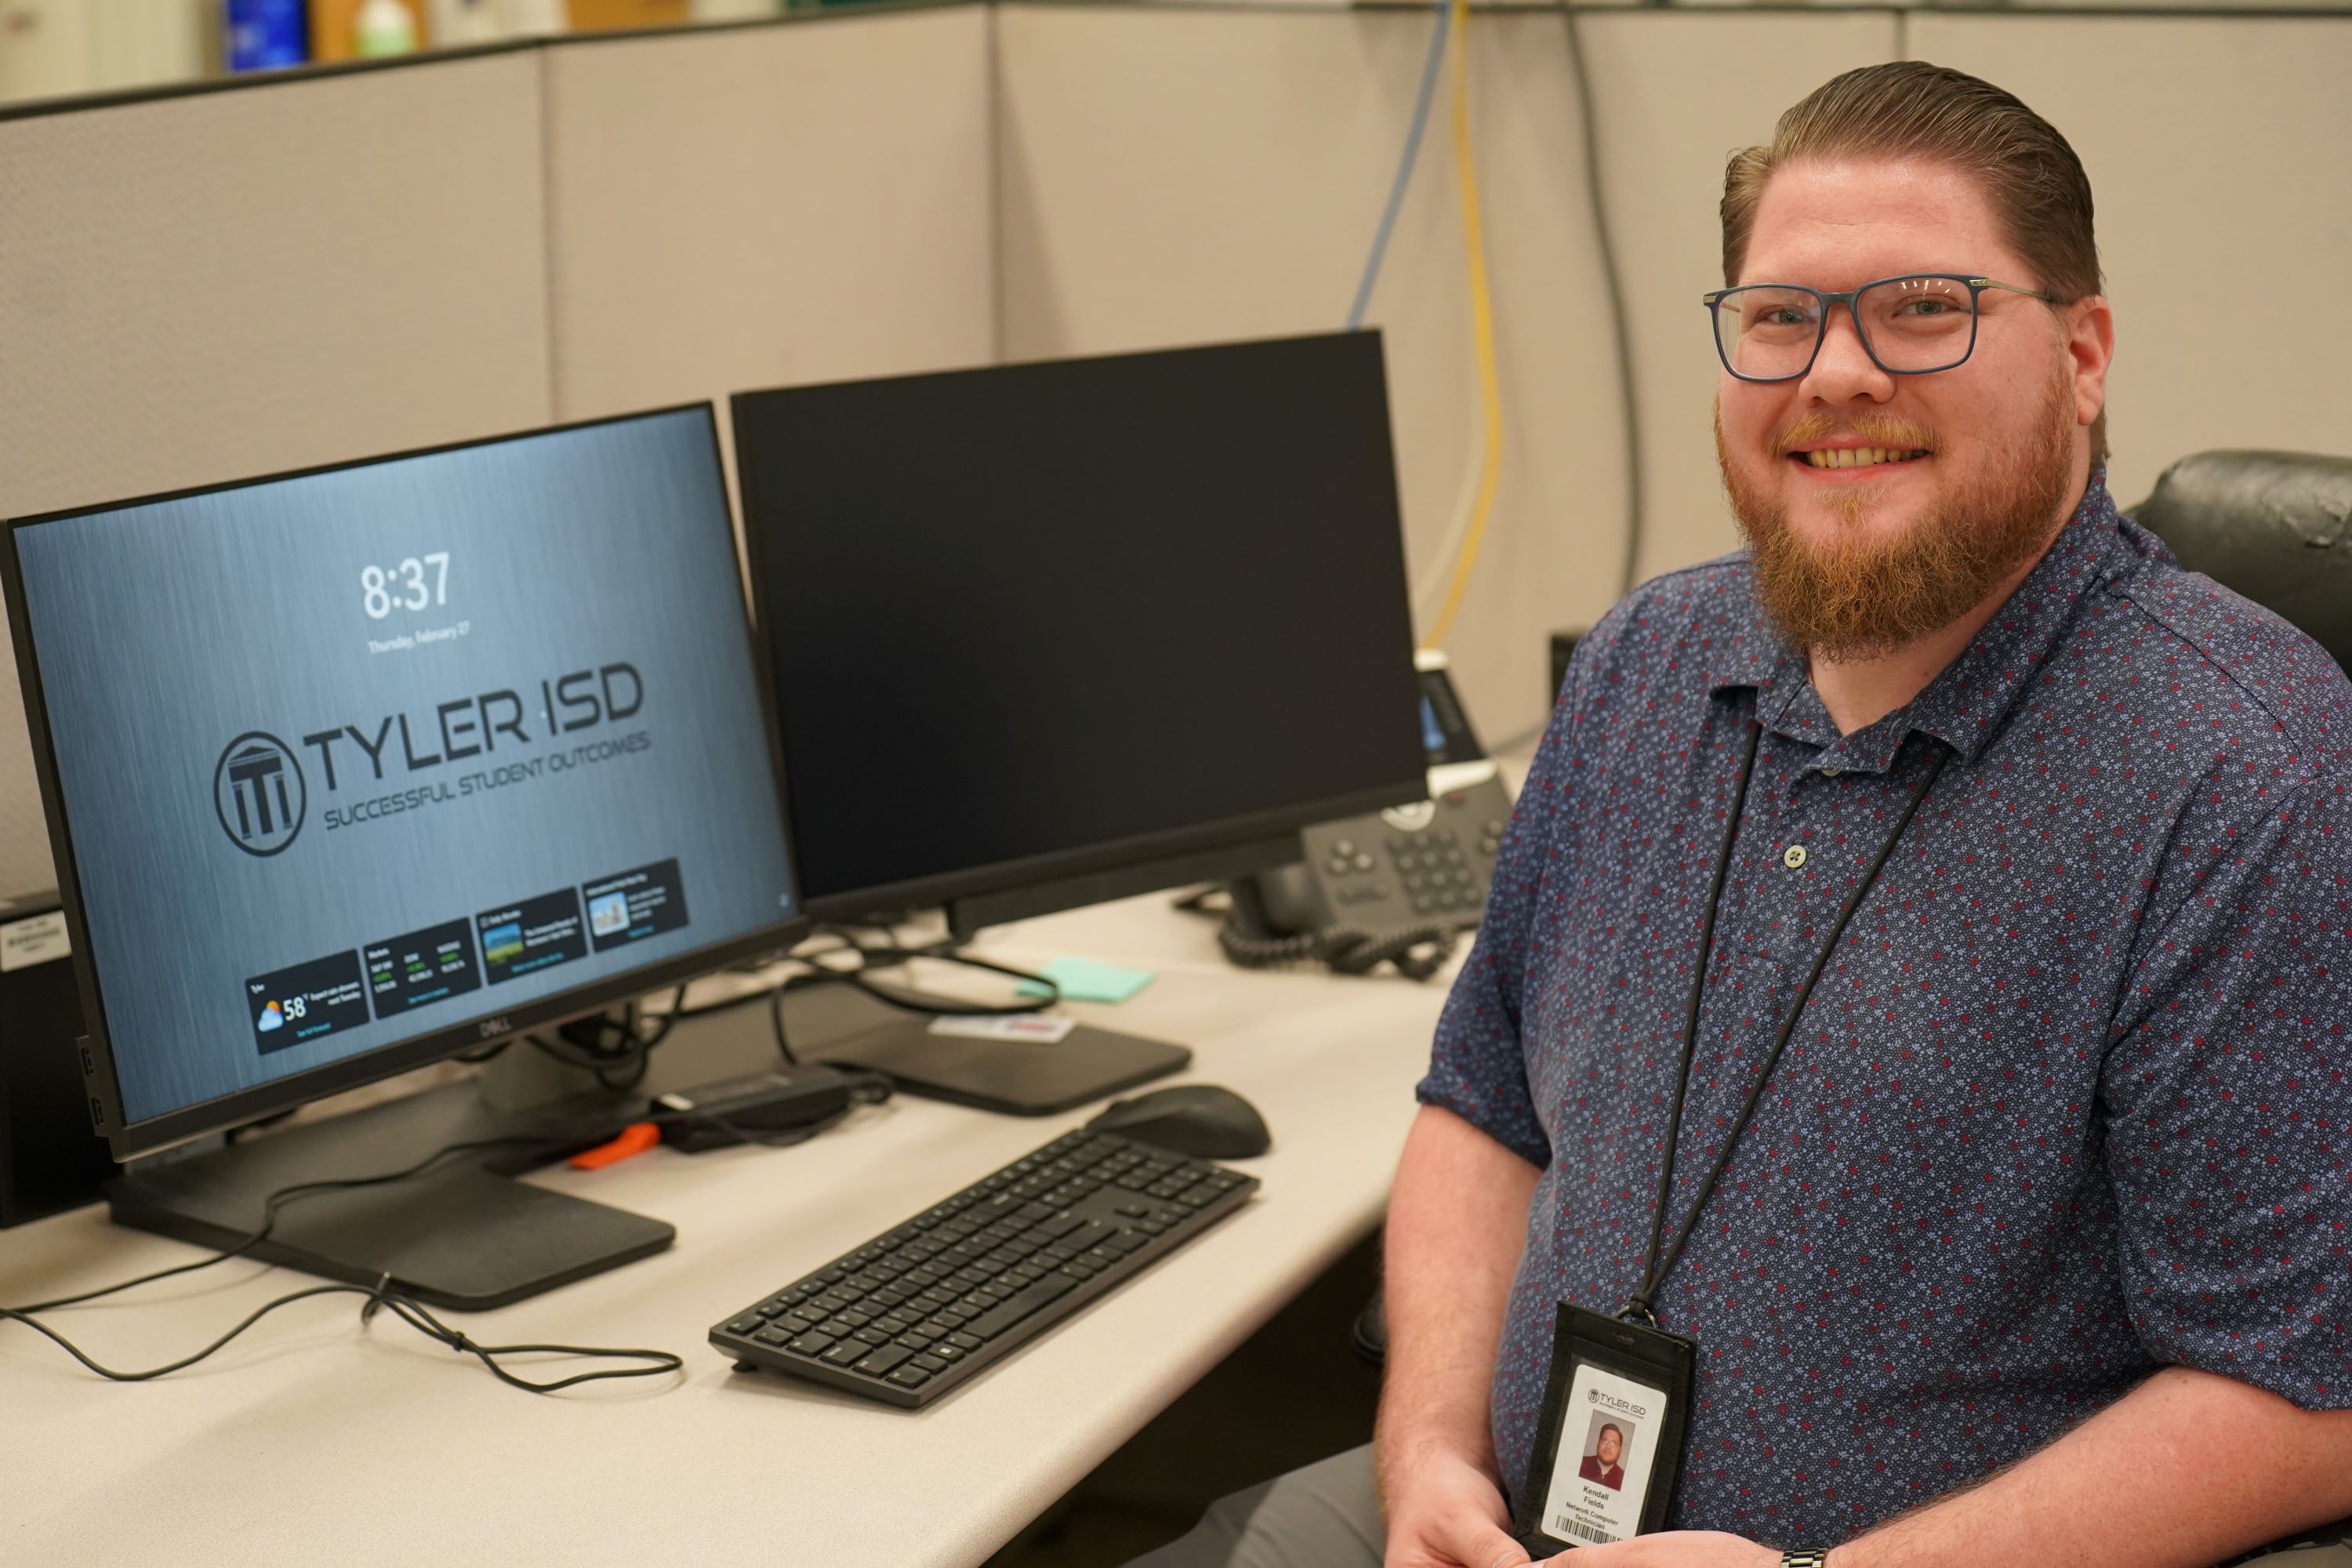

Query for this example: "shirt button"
[1820,767,1841,778]
[1782,844,1808,869]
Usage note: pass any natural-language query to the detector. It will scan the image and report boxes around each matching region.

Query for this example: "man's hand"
[1383,1449,1532,1568]
[1541,1533,1777,1567]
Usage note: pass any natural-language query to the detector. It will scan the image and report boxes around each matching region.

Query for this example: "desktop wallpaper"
[12,408,797,1127]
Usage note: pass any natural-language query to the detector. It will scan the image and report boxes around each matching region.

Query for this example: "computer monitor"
[730,331,1426,1109]
[1,405,802,1304]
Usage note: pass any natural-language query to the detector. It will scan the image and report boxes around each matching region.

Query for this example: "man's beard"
[1715,370,2077,661]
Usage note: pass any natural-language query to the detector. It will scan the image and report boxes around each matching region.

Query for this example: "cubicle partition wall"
[995,3,1900,751]
[3,2,2349,902]
[542,9,996,426]
[0,48,556,900]
[1909,13,2352,504]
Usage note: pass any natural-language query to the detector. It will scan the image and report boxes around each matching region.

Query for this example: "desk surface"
[0,893,1450,1567]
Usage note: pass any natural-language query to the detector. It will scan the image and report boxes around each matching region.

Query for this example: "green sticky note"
[1015,956,1156,1004]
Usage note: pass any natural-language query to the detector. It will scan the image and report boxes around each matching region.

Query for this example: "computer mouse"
[1087,1083,1272,1160]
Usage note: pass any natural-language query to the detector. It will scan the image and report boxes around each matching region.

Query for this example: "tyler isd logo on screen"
[213,731,307,856]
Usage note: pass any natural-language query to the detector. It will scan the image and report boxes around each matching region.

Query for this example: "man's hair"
[1720,61,2107,466]
[1599,1424,1623,1443]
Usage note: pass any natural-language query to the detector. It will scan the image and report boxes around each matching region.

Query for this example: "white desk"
[0,893,1450,1566]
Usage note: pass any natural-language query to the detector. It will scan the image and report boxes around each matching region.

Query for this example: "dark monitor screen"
[732,331,1427,919]
[2,407,801,1155]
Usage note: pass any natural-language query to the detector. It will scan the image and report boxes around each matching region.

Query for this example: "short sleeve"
[2101,771,2352,1406]
[1414,651,1592,1171]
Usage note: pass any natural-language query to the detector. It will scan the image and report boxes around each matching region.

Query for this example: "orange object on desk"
[570,1121,661,1170]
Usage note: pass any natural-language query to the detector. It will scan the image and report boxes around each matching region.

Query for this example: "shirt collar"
[1708,469,2134,771]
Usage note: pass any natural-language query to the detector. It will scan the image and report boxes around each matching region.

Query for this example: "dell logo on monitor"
[479,1017,510,1039]
[212,732,306,856]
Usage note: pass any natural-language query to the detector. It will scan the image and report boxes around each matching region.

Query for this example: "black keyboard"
[710,1127,1259,1406]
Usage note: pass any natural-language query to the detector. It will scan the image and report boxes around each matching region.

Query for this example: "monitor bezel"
[1,403,809,1159]
[729,330,1430,927]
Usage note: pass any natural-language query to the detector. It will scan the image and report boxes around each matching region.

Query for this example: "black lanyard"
[1623,718,1951,1325]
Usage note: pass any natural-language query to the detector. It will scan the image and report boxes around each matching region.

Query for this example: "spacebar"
[967,1272,1081,1339]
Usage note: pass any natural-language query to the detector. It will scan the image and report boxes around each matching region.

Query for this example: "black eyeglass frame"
[1701,274,2060,384]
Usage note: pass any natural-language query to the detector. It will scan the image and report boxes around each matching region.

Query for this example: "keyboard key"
[888,1365,933,1389]
[912,1353,949,1374]
[1107,1230,1152,1254]
[947,1331,984,1352]
[851,1327,891,1347]
[967,1273,1080,1339]
[821,1341,862,1367]
[855,1345,913,1377]
[726,1316,762,1336]
[787,1332,836,1357]
[754,1326,792,1347]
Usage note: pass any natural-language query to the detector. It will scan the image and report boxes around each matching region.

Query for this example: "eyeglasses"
[1703,274,2059,383]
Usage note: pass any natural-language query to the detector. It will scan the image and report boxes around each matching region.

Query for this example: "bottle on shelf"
[352,0,418,54]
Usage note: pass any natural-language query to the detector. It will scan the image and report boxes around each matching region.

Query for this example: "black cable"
[1174,884,1461,982]
[767,978,799,1065]
[0,1134,684,1392]
[793,923,1061,1017]
[645,1069,894,1153]
[1559,0,1646,596]
[13,1133,550,1315]
[1214,917,1460,982]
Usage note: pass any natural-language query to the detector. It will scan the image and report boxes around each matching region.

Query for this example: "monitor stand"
[105,1069,663,1312]
[786,981,1188,1116]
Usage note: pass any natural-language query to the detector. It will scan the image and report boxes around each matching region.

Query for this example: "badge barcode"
[1554,1516,1620,1546]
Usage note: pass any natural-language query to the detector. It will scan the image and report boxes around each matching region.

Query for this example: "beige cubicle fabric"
[1907,14,2352,511]
[541,7,996,426]
[0,52,554,901]
[992,4,1896,746]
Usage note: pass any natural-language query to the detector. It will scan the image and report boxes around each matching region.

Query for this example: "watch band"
[1780,1552,1831,1568]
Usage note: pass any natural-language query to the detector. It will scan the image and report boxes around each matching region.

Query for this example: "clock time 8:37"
[361,553,450,619]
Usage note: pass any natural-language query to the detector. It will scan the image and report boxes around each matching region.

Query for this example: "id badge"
[1513,1304,1696,1552]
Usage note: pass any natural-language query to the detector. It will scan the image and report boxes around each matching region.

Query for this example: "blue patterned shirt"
[1420,472,2352,1543]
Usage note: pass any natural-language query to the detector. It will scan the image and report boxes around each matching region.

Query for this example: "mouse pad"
[782,982,1189,1116]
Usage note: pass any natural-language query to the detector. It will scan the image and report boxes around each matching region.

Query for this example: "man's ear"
[2065,294,2114,435]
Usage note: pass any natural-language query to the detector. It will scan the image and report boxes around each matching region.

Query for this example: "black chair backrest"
[2116,450,2352,1564]
[2130,449,2352,673]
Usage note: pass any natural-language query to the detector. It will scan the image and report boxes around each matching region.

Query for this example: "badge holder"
[1513,1303,1697,1553]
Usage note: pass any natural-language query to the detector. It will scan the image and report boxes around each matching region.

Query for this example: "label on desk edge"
[0,910,70,971]
[927,1013,1077,1045]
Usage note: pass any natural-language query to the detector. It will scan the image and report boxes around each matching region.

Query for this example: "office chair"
[2133,448,2352,1564]
[2130,448,2352,673]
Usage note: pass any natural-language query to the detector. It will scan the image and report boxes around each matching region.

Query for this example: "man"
[1138,60,2352,1568]
[1578,1425,1626,1493]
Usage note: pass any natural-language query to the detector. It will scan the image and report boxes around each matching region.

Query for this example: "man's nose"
[1797,302,1894,407]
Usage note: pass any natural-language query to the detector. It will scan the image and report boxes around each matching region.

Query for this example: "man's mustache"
[1771,410,1938,458]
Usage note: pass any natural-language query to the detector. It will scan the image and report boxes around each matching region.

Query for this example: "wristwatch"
[1779,1553,1831,1568]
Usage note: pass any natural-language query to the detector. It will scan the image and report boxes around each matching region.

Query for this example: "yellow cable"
[1422,0,1503,652]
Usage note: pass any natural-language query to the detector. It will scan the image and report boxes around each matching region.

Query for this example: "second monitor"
[731,331,1427,1109]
